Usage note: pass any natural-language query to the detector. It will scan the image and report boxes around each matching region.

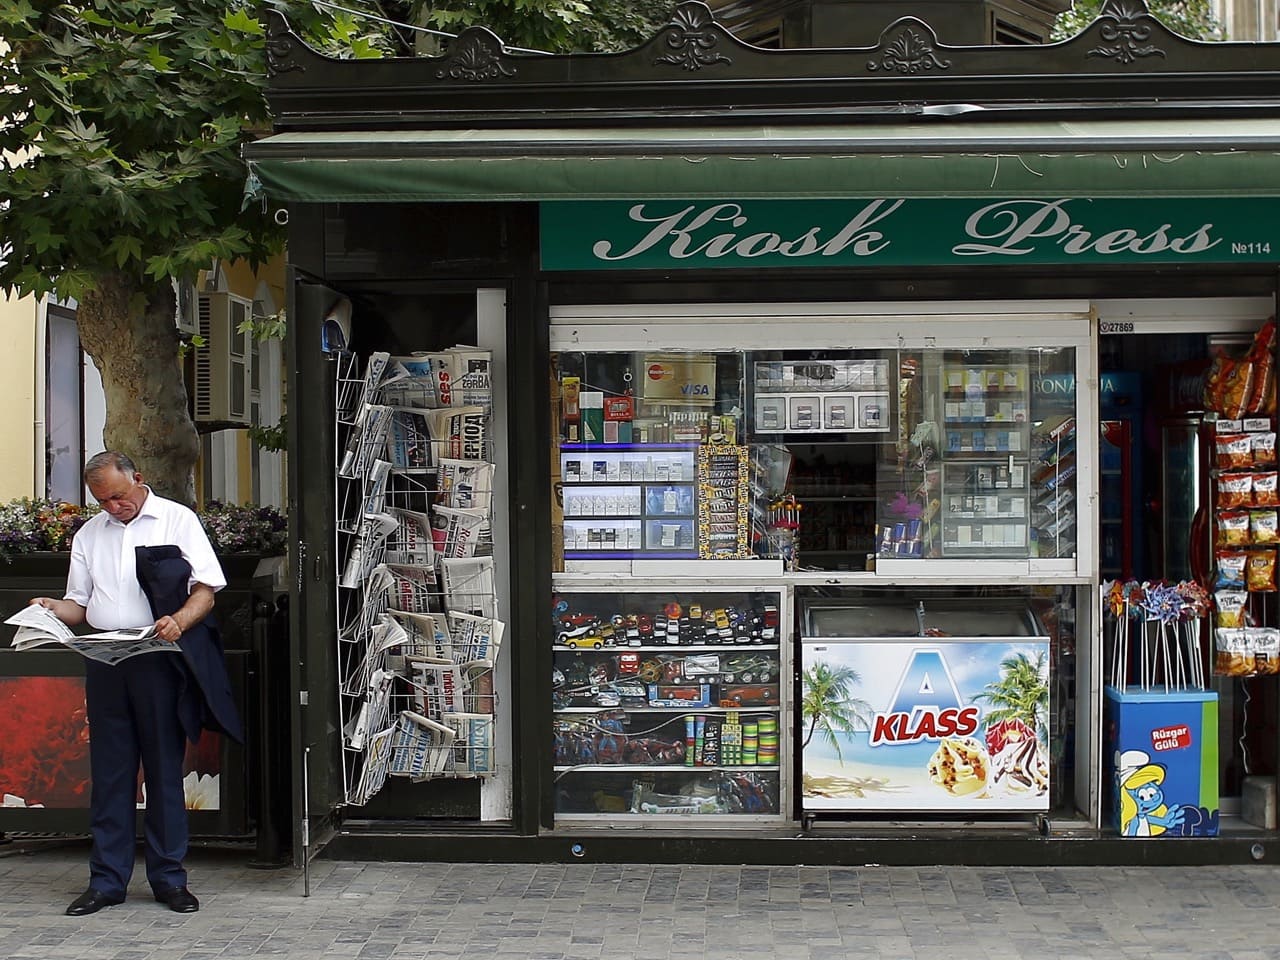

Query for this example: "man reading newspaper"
[28,452,242,917]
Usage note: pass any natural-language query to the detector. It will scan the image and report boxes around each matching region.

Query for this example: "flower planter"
[0,551,284,837]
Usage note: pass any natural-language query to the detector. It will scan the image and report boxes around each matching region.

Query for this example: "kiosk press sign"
[801,641,1051,812]
[540,198,1280,270]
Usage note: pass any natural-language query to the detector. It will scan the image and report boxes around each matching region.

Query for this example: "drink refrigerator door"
[1159,417,1203,581]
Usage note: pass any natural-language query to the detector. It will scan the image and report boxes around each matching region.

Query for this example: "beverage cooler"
[798,595,1051,821]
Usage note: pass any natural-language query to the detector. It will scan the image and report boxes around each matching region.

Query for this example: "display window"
[551,309,1091,580]
[551,585,788,820]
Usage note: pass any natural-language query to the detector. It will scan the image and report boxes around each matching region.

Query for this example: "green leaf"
[223,8,265,36]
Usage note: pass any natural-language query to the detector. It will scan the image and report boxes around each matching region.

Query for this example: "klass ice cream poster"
[801,642,1050,811]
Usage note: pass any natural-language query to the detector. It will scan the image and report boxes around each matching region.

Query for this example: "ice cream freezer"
[799,597,1051,817]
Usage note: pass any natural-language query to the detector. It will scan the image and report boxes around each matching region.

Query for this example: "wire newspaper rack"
[333,347,502,805]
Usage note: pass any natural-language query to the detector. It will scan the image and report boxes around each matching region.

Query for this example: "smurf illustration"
[1116,749,1186,836]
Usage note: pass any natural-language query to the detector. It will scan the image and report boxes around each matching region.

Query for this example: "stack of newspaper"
[5,605,175,667]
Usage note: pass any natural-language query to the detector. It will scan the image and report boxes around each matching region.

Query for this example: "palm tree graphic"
[972,650,1049,744]
[801,661,873,764]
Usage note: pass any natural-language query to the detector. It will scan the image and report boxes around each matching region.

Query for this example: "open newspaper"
[5,605,174,666]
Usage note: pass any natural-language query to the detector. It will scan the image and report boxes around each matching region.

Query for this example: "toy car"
[561,634,605,649]
[617,652,641,675]
[557,621,601,644]
[558,612,599,629]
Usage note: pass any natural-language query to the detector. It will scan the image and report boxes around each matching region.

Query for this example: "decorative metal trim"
[435,29,516,82]
[265,14,305,76]
[867,26,952,74]
[654,2,732,72]
[1087,1,1167,64]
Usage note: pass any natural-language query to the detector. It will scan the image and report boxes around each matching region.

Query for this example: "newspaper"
[385,407,433,470]
[339,402,395,479]
[351,723,396,805]
[437,458,494,511]
[407,656,466,719]
[339,512,399,588]
[385,508,435,568]
[381,348,492,412]
[5,605,175,666]
[439,557,495,619]
[444,712,496,776]
[387,610,453,660]
[448,612,504,664]
[430,504,487,559]
[389,710,456,780]
[425,406,488,462]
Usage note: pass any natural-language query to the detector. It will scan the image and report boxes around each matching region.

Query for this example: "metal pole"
[302,745,311,898]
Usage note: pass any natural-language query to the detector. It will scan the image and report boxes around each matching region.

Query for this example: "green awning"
[244,117,1280,202]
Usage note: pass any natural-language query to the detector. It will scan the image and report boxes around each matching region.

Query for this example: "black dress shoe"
[66,888,124,916]
[153,886,199,913]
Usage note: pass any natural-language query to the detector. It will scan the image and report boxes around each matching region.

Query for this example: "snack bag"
[1247,549,1278,592]
[1250,627,1280,675]
[1215,590,1249,629]
[1215,627,1254,677]
[1217,473,1253,509]
[1216,550,1248,589]
[1246,319,1277,415]
[1251,432,1277,467]
[1254,471,1279,507]
[1252,509,1280,544]
[1217,510,1251,546]
[1216,434,1253,470]
[1205,358,1255,420]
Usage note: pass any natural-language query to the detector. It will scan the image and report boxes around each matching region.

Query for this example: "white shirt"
[65,487,226,630]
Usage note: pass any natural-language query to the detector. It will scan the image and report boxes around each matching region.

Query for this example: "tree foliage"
[1052,0,1224,41]
[0,1,671,499]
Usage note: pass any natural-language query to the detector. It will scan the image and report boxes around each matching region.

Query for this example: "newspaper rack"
[332,346,501,805]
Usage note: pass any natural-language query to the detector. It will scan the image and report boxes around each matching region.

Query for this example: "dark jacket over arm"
[135,545,245,744]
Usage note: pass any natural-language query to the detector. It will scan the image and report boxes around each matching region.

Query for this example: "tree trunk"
[75,272,199,507]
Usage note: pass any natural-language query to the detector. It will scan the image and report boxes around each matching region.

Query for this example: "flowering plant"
[0,498,99,559]
[198,500,288,555]
[0,497,287,559]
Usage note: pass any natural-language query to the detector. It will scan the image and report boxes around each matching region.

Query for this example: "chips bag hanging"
[1247,549,1278,592]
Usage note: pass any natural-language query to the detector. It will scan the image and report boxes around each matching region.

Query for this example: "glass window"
[552,342,1079,571]
[45,306,84,504]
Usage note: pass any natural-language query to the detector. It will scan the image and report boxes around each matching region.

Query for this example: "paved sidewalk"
[2,840,1280,959]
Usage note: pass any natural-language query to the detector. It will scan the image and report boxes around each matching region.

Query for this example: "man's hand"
[154,614,183,643]
[29,596,86,627]
[153,583,216,644]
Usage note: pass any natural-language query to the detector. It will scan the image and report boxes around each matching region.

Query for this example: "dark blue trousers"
[84,652,190,898]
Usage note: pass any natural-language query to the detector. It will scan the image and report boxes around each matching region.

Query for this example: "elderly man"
[32,451,242,915]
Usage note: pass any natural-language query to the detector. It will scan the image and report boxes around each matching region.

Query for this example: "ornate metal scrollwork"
[866,26,952,74]
[436,30,517,82]
[654,2,732,72]
[1087,0,1167,64]
[265,13,305,76]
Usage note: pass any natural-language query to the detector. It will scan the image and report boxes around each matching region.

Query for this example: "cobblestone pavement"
[2,841,1280,959]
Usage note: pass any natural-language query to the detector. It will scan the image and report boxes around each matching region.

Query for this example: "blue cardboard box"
[1104,686,1219,837]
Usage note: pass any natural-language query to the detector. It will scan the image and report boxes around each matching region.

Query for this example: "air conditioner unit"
[194,292,253,427]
